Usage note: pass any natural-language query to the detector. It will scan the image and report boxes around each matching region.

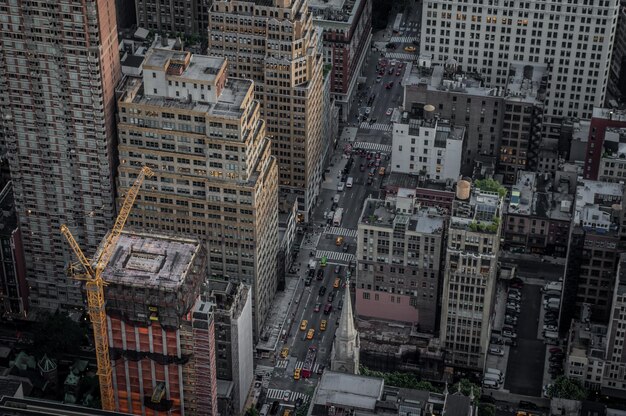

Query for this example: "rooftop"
[359,198,445,235]
[309,0,361,24]
[592,106,626,122]
[313,371,384,411]
[507,171,573,221]
[99,231,202,290]
[505,63,547,104]
[573,180,623,234]
[144,49,224,83]
[568,320,607,361]
[120,75,251,120]
[450,183,503,233]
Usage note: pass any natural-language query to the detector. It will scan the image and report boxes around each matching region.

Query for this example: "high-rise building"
[561,180,624,327]
[420,0,618,128]
[116,48,279,337]
[135,0,212,38]
[207,0,325,219]
[0,0,121,311]
[609,2,626,101]
[207,280,254,416]
[115,0,138,30]
[440,180,503,370]
[603,253,626,399]
[101,231,217,416]
[0,182,28,319]
[356,190,445,333]
[583,107,626,181]
[309,0,372,121]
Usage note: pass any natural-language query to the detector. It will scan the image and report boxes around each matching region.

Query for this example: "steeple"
[331,281,360,374]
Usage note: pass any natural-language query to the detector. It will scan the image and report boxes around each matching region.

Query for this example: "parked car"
[319,286,326,296]
[314,303,321,312]
[489,346,505,356]
[549,355,563,363]
[386,108,393,116]
[503,330,517,339]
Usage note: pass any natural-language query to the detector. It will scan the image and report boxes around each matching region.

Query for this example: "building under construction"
[98,231,217,416]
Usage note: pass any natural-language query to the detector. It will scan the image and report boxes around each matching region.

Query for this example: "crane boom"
[95,166,153,274]
[60,166,153,411]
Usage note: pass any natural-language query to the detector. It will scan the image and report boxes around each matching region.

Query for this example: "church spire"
[331,280,360,374]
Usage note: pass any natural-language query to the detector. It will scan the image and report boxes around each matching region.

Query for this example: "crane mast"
[60,166,154,410]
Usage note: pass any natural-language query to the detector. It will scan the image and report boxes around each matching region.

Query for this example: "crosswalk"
[275,359,289,369]
[295,362,322,374]
[324,226,358,238]
[359,122,392,132]
[316,250,356,264]
[266,388,310,402]
[353,141,393,153]
[390,36,419,43]
[384,52,417,61]
[255,365,274,377]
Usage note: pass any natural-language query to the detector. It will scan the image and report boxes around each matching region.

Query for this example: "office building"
[609,2,626,101]
[503,171,573,257]
[101,232,217,416]
[564,318,608,391]
[309,0,372,121]
[440,180,504,370]
[356,190,445,333]
[208,280,254,416]
[603,253,626,398]
[561,181,624,328]
[207,0,325,220]
[0,0,120,311]
[135,0,212,38]
[391,111,464,182]
[117,48,279,337]
[584,108,626,181]
[0,182,27,319]
[115,0,137,30]
[421,0,618,127]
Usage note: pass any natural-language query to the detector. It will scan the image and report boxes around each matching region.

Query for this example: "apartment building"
[584,108,626,180]
[421,0,618,127]
[609,2,626,101]
[116,48,279,337]
[565,318,608,391]
[356,189,445,332]
[135,0,212,37]
[309,0,372,121]
[603,253,626,399]
[561,181,624,328]
[440,180,504,370]
[0,0,120,311]
[207,0,324,219]
[101,232,217,416]
[0,182,27,319]
[503,171,573,257]
[391,112,464,182]
[207,280,254,416]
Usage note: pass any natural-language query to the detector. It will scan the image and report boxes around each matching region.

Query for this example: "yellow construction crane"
[60,166,154,411]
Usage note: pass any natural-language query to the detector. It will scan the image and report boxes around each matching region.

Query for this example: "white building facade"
[391,117,464,182]
[420,0,619,124]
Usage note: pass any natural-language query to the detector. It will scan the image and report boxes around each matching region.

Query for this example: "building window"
[363,292,370,300]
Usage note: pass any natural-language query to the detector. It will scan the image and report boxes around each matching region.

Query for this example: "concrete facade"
[135,0,212,37]
[0,0,121,311]
[420,0,618,127]
[584,107,626,180]
[116,49,279,338]
[207,0,325,221]
[356,190,445,333]
[440,183,503,370]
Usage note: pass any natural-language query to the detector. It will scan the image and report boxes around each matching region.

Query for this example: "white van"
[484,373,502,383]
[544,282,563,292]
[333,194,341,204]
[483,379,499,389]
[337,182,345,192]
[485,368,503,378]
[346,177,354,188]
[545,298,560,310]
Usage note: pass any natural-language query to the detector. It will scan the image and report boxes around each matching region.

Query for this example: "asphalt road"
[504,283,545,396]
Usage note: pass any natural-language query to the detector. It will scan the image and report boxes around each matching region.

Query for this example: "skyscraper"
[116,48,279,337]
[420,0,618,131]
[0,0,121,310]
[135,0,212,37]
[440,180,503,370]
[207,0,324,219]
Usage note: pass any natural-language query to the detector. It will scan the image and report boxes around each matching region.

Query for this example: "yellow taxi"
[404,46,417,52]
[280,347,289,358]
[334,277,341,288]
[335,236,344,246]
[293,368,301,380]
[307,328,315,340]
[300,320,308,331]
[320,320,327,331]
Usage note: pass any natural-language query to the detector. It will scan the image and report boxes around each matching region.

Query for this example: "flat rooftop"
[99,231,201,289]
[505,63,547,104]
[407,63,503,98]
[144,49,225,83]
[360,199,445,235]
[120,75,251,119]
[313,371,384,411]
[593,106,626,122]
[507,171,573,221]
